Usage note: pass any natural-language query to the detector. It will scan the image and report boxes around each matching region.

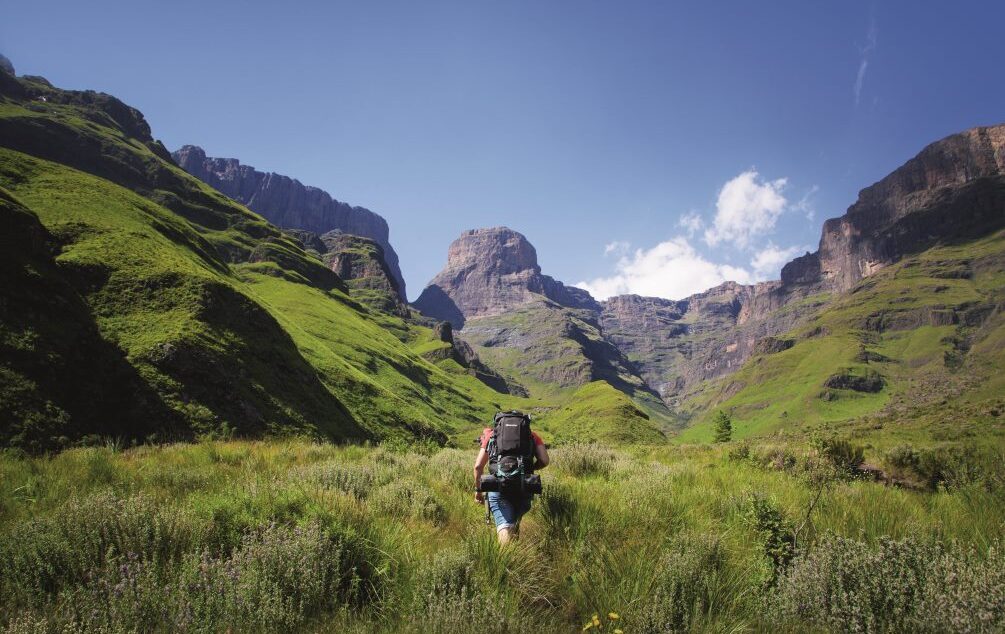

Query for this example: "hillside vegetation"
[679,228,1005,449]
[1,439,1002,632]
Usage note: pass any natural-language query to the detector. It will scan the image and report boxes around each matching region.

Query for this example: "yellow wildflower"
[608,612,620,620]
[614,629,624,634]
[582,622,593,631]
[593,614,601,626]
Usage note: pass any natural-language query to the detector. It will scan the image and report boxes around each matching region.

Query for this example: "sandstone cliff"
[413,227,597,328]
[783,123,1005,292]
[172,145,406,299]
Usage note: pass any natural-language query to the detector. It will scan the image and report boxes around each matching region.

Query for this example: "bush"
[290,460,394,499]
[883,444,1004,491]
[369,481,446,525]
[769,535,1005,633]
[744,495,795,577]
[57,520,378,633]
[0,491,203,608]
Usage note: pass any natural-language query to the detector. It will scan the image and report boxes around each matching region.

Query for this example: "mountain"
[413,126,1005,444]
[414,227,598,327]
[599,124,1005,414]
[0,68,523,451]
[172,145,407,299]
[782,124,1005,293]
[413,227,672,429]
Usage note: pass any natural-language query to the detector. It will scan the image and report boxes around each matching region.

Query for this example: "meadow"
[1,437,1002,633]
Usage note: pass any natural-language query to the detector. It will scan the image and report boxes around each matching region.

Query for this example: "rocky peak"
[413,227,598,328]
[783,123,1005,293]
[445,227,541,275]
[172,145,406,300]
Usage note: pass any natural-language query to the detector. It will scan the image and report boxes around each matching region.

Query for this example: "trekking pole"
[484,496,492,526]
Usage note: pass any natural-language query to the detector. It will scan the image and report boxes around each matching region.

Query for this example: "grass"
[0,437,1001,632]
[533,381,667,444]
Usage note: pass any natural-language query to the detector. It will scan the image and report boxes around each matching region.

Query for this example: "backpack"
[487,410,535,495]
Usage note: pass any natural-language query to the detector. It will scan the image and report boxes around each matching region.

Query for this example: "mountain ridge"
[413,123,1005,412]
[173,144,407,299]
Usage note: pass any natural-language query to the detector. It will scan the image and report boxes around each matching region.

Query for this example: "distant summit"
[0,53,14,75]
[413,226,598,328]
[173,145,407,299]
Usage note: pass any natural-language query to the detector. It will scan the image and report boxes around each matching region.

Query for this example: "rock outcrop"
[0,54,14,76]
[172,145,406,299]
[783,123,1005,293]
[413,227,597,328]
[278,229,407,316]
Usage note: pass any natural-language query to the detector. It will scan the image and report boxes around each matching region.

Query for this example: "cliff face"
[604,123,1005,404]
[413,227,597,328]
[599,281,823,402]
[172,145,406,299]
[783,124,1005,292]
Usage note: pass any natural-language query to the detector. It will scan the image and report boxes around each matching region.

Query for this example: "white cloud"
[704,170,788,249]
[750,243,807,280]
[576,236,755,300]
[603,240,630,258]
[854,17,878,106]
[678,211,703,237]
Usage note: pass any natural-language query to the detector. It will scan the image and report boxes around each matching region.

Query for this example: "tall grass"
[1,438,1002,632]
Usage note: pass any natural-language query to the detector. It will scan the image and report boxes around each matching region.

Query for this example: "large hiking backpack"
[487,410,539,496]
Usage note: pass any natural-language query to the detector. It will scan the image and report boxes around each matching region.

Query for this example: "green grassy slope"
[678,230,1005,444]
[532,381,667,444]
[0,74,533,449]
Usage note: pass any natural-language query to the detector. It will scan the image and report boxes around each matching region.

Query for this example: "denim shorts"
[487,491,532,531]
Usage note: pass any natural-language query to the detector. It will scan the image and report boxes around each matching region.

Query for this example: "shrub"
[369,481,446,525]
[744,495,795,577]
[290,460,394,499]
[0,491,203,608]
[58,520,378,633]
[769,535,1005,633]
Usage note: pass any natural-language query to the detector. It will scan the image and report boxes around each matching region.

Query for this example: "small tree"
[712,410,732,443]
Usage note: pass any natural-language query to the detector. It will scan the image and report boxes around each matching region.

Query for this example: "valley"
[1,55,1003,633]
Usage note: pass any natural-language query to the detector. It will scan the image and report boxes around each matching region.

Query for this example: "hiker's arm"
[534,442,550,470]
[473,447,488,502]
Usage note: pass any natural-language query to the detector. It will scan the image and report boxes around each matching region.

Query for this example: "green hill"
[677,230,1005,446]
[0,73,534,450]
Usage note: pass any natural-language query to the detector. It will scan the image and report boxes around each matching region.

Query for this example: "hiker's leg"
[487,493,521,544]
[497,526,514,545]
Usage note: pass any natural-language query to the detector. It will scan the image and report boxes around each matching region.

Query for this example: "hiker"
[473,411,550,544]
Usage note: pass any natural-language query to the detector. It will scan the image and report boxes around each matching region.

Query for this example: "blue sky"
[3,1,1003,300]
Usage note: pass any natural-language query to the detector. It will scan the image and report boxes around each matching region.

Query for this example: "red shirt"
[480,427,544,450]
